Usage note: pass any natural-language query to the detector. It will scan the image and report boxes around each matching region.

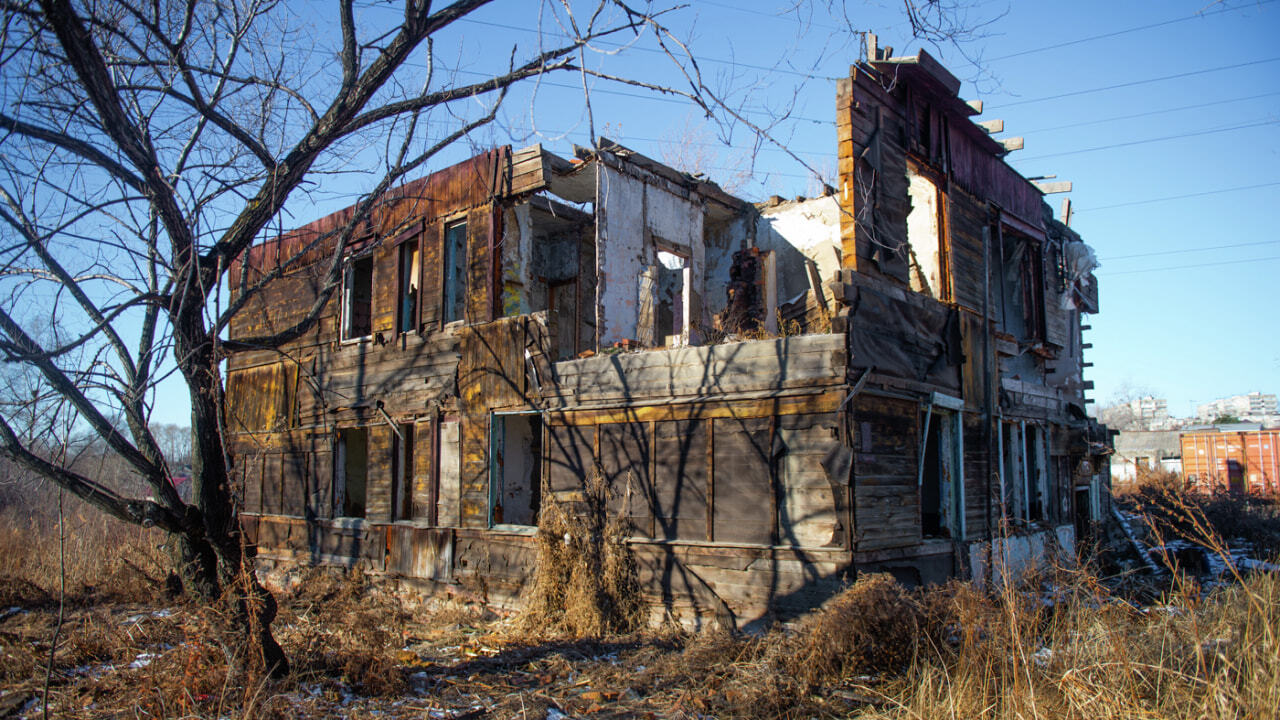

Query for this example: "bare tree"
[0,0,982,671]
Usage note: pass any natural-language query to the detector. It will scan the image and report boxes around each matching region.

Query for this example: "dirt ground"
[0,579,879,720]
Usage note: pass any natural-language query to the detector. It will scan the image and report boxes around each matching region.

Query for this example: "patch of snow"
[128,653,158,669]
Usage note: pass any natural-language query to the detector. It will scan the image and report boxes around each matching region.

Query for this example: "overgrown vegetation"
[521,473,645,637]
[1119,465,1280,557]
[4,471,1280,718]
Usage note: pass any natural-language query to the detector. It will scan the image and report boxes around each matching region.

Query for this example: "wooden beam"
[975,119,1003,134]
[999,137,1024,152]
[1033,180,1072,194]
[966,99,984,114]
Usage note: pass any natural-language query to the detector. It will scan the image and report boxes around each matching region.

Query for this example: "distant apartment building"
[1099,395,1175,430]
[1197,392,1279,424]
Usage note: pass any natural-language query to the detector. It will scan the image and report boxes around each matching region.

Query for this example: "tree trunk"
[174,309,289,676]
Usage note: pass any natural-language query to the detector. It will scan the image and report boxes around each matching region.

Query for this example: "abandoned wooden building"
[226,47,1110,626]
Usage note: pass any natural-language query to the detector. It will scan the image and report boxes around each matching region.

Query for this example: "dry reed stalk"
[520,471,643,638]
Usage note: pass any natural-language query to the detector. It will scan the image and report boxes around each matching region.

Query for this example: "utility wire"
[1097,255,1280,276]
[991,56,1280,109]
[1019,90,1280,135]
[1077,181,1280,212]
[1102,239,1280,261]
[987,0,1278,62]
[1017,117,1278,161]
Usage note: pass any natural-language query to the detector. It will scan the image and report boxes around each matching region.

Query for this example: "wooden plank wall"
[849,394,920,552]
[551,333,847,404]
[834,270,963,395]
[946,185,992,319]
[836,69,910,282]
[546,392,846,550]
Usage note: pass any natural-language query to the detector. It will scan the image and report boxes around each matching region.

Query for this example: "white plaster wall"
[755,197,842,307]
[500,204,536,316]
[595,161,706,347]
[596,163,646,347]
[905,172,943,297]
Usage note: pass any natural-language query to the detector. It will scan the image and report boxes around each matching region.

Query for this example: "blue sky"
[147,0,1280,425]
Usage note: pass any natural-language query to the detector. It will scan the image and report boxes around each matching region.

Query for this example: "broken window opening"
[399,239,420,334]
[334,427,368,518]
[999,420,1024,523]
[342,254,374,340]
[905,165,945,299]
[489,413,543,527]
[443,220,467,325]
[1025,424,1047,522]
[656,249,689,347]
[392,423,414,521]
[920,407,963,538]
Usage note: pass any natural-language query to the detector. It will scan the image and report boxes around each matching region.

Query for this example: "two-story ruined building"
[226,48,1109,626]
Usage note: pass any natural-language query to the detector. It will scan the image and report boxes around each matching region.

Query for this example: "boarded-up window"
[712,416,773,545]
[599,422,653,536]
[546,423,595,498]
[653,419,709,541]
[308,449,333,520]
[225,363,295,433]
[281,452,308,517]
[437,419,461,526]
[260,453,283,515]
[777,414,840,547]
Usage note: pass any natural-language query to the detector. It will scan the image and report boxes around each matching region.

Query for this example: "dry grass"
[3,471,1280,719]
[520,472,644,638]
[0,498,170,606]
[1120,467,1280,559]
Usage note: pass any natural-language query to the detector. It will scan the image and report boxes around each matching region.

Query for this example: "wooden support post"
[706,418,715,542]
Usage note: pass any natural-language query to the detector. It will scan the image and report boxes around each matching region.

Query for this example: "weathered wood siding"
[850,394,920,552]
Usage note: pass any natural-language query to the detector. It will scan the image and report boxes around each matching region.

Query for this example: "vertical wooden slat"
[706,417,715,542]
[647,419,657,538]
[769,413,779,546]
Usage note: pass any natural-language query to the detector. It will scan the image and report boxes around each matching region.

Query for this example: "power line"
[1019,90,1280,135]
[987,0,1279,62]
[1097,255,1280,276]
[991,56,1280,109]
[1077,181,1280,212]
[1102,239,1280,262]
[1017,117,1279,162]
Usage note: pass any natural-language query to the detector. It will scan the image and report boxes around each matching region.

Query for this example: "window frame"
[441,218,468,326]
[341,252,375,342]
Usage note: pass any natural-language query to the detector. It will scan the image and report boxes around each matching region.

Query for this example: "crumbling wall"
[595,158,705,347]
[756,196,842,308]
